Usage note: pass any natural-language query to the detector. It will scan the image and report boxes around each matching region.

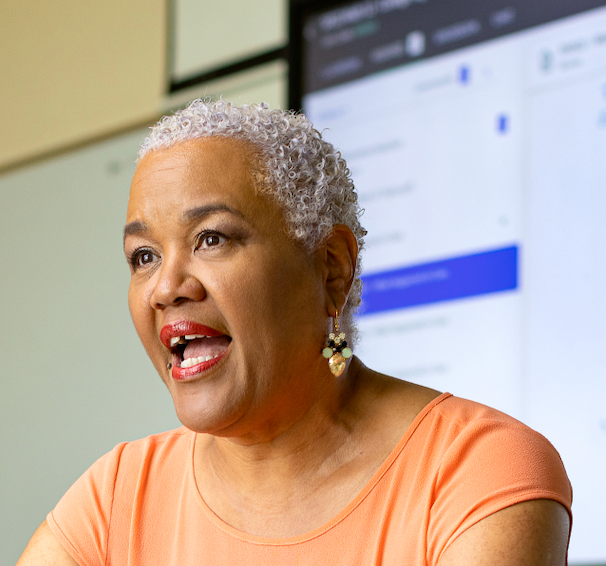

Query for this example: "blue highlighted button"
[360,246,518,315]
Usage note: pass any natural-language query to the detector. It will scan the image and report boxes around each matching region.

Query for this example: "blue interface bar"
[360,246,518,315]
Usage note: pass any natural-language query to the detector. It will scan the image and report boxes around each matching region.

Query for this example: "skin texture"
[439,499,570,566]
[16,521,77,566]
[17,137,570,564]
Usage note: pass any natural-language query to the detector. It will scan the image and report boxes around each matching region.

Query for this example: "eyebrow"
[123,220,147,243]
[182,204,245,223]
[123,204,246,244]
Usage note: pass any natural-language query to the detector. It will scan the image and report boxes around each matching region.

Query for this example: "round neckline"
[190,391,452,546]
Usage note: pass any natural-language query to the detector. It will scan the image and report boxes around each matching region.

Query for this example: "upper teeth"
[169,334,207,347]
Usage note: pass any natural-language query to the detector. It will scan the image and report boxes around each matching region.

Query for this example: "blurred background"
[1,1,604,564]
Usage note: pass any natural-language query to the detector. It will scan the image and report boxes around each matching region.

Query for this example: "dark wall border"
[169,46,289,94]
[166,0,289,96]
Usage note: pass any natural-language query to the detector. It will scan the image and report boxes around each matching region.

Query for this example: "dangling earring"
[322,311,353,377]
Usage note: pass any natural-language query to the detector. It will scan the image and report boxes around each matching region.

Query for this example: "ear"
[321,224,359,316]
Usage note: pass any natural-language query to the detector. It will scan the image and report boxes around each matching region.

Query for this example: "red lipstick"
[171,350,227,380]
[160,321,225,348]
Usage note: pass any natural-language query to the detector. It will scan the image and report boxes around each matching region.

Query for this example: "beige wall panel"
[173,0,286,81]
[0,0,165,169]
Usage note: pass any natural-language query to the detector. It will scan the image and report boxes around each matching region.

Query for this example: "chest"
[107,459,434,566]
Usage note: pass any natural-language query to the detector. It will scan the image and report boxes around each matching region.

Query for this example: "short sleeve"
[47,442,127,566]
[426,407,572,564]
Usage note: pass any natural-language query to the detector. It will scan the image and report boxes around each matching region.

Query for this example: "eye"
[197,232,227,249]
[129,248,159,270]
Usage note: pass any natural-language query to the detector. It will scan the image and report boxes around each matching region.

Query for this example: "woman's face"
[125,138,330,437]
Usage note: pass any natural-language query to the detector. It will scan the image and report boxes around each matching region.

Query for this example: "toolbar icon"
[406,31,426,57]
[540,50,554,73]
[459,65,471,84]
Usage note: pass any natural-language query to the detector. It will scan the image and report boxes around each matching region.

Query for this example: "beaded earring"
[322,312,353,377]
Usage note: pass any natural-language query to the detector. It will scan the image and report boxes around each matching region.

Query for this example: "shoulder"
[427,393,529,428]
[395,395,573,564]
[51,426,192,520]
[354,365,539,446]
[119,426,192,450]
[76,426,189,474]
[84,426,193,490]
[411,395,572,560]
[47,427,194,565]
[418,395,571,496]
[115,426,192,460]
[417,393,552,445]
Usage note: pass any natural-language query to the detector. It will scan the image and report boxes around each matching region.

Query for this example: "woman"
[18,100,571,565]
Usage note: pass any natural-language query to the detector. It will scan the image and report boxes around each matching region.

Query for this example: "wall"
[0,0,289,172]
[0,0,166,170]
[0,129,181,564]
[0,1,286,564]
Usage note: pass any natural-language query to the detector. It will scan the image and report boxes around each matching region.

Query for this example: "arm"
[16,521,78,566]
[438,499,570,566]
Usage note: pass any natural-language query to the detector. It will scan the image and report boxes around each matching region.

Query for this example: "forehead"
[127,137,264,221]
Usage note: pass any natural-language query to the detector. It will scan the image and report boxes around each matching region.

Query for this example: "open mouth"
[160,323,232,379]
[169,334,232,369]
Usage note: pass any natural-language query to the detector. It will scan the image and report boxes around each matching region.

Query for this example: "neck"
[190,359,432,538]
[195,358,365,501]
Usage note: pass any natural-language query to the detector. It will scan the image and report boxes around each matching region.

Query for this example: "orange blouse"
[47,393,572,565]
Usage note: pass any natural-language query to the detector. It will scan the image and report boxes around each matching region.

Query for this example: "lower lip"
[171,349,228,381]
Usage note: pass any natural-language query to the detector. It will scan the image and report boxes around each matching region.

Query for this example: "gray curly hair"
[138,99,366,343]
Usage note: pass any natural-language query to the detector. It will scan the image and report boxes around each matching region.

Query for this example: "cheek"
[231,255,323,336]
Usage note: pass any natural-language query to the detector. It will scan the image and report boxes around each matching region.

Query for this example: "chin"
[169,387,248,436]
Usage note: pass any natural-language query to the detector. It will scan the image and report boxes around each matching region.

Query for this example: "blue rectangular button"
[360,246,518,315]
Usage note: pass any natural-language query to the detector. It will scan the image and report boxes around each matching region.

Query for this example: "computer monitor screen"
[291,1,606,562]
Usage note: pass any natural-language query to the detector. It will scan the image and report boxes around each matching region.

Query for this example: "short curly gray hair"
[139,99,366,343]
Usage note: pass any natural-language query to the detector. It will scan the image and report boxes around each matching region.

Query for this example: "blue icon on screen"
[497,114,509,133]
[459,65,470,84]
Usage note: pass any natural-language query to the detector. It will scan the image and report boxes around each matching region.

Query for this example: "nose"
[150,256,206,309]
